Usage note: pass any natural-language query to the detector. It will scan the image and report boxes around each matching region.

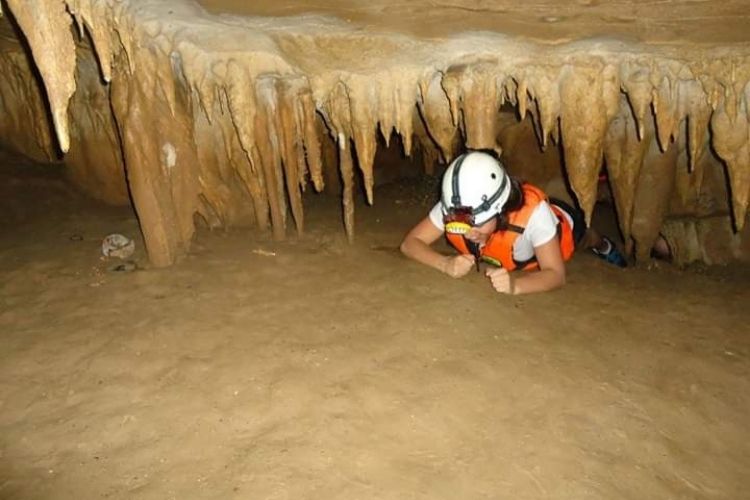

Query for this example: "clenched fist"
[485,267,515,294]
[442,254,475,278]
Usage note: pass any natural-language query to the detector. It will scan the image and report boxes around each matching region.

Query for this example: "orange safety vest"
[445,183,576,271]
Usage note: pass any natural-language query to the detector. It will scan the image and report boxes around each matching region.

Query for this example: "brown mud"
[1,151,749,499]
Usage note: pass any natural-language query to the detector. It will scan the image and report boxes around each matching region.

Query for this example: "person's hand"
[442,254,475,278]
[485,267,514,294]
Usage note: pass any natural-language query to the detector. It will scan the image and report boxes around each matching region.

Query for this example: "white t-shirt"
[429,200,567,263]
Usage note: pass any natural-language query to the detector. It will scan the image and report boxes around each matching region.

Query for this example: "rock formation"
[1,0,749,265]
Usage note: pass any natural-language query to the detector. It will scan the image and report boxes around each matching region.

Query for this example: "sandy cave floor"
[1,150,749,499]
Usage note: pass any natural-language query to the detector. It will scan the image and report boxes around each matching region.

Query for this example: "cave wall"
[0,14,128,205]
[1,0,749,267]
[0,17,57,162]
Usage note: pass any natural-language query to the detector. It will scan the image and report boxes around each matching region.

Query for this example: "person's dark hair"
[495,177,524,230]
[504,177,524,212]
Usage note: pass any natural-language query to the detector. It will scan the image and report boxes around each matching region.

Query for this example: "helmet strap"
[448,153,468,208]
[472,172,508,216]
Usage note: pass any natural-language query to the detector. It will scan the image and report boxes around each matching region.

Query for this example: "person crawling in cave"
[400,150,627,295]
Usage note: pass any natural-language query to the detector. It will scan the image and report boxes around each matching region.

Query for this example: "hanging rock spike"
[622,64,653,141]
[6,0,77,153]
[653,75,680,152]
[328,82,356,241]
[528,71,561,150]
[461,65,500,151]
[3,0,750,267]
[276,77,306,234]
[711,101,750,229]
[685,84,711,173]
[225,61,257,170]
[419,72,458,161]
[254,77,287,239]
[299,89,324,191]
[348,77,377,205]
[559,65,608,225]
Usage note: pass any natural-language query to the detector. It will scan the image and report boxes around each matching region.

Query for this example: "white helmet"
[441,151,511,226]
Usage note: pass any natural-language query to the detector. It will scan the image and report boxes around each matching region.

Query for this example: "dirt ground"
[1,150,749,500]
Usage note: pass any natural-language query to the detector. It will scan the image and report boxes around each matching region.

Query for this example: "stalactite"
[653,75,680,152]
[66,37,128,205]
[0,42,57,162]
[254,77,287,240]
[685,82,712,172]
[244,160,272,233]
[601,64,621,125]
[503,77,518,108]
[291,111,309,193]
[299,89,324,191]
[412,110,440,176]
[630,131,679,261]
[235,160,270,231]
[348,77,377,205]
[441,65,463,130]
[68,0,114,82]
[671,128,720,217]
[276,77,306,234]
[392,77,418,156]
[225,61,257,170]
[193,108,264,229]
[622,62,653,141]
[418,72,458,162]
[339,139,356,243]
[516,77,529,122]
[4,0,750,267]
[376,80,395,147]
[527,70,561,149]
[109,47,200,267]
[158,54,180,118]
[460,64,502,152]
[327,82,356,241]
[559,64,609,225]
[665,77,715,219]
[6,0,77,152]
[711,101,750,230]
[180,51,218,123]
[319,123,341,195]
[603,98,651,247]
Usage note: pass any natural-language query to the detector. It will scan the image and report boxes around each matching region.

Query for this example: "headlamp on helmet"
[443,206,474,235]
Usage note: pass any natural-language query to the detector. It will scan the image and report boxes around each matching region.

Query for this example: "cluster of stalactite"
[0,2,126,204]
[2,0,750,265]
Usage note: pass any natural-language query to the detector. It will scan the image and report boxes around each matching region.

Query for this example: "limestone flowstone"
[1,0,750,265]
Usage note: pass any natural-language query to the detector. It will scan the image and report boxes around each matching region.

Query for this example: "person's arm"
[485,237,566,294]
[400,216,475,278]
